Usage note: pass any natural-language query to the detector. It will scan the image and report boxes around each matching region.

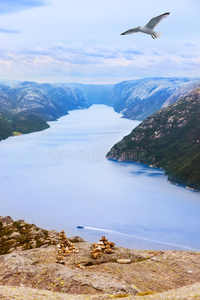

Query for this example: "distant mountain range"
[106,82,200,191]
[66,77,198,120]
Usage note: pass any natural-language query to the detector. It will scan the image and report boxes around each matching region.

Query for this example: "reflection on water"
[0,105,200,251]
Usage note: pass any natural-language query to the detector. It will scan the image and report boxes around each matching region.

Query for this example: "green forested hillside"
[0,113,49,141]
[106,87,200,191]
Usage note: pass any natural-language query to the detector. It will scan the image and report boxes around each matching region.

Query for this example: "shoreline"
[106,158,200,193]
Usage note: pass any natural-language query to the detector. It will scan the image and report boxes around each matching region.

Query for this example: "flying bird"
[121,12,170,39]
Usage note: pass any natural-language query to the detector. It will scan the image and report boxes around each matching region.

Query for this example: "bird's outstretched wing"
[145,12,170,29]
[121,28,139,35]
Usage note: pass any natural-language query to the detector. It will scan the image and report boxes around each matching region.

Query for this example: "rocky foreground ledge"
[1,216,200,299]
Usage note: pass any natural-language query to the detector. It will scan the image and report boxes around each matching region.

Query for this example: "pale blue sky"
[0,0,199,83]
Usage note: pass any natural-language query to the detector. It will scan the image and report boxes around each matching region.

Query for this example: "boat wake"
[84,226,199,252]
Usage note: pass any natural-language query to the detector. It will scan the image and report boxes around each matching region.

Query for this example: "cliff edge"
[1,216,200,299]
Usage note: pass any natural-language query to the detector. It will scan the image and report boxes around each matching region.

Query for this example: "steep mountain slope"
[109,78,198,120]
[106,84,200,191]
[65,78,198,119]
[0,81,89,141]
[162,81,200,108]
[0,81,89,120]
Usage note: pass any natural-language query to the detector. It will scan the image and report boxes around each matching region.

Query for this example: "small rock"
[77,264,86,269]
[100,236,108,243]
[91,243,98,250]
[98,241,104,245]
[16,219,25,223]
[9,232,22,239]
[117,259,131,264]
[105,245,111,249]
[104,248,115,254]
[69,236,85,243]
[108,242,115,248]
[35,228,45,238]
[40,244,49,248]
[92,249,103,259]
[0,216,13,225]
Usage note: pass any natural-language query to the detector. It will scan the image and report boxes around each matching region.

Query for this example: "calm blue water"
[1,105,200,251]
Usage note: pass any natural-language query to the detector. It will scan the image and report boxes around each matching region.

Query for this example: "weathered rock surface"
[0,243,200,298]
[1,217,200,299]
[0,245,140,296]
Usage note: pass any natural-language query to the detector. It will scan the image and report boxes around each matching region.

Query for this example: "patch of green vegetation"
[0,112,49,141]
[0,239,16,255]
[0,228,14,238]
[13,221,22,230]
[36,239,44,248]
[12,132,22,136]
[17,236,32,245]
[42,229,48,238]
[0,115,13,140]
[11,113,50,134]
[109,294,131,298]
[137,290,157,296]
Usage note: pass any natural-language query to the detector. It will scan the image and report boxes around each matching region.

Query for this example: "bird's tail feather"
[153,31,162,38]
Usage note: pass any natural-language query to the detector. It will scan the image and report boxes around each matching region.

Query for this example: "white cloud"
[0,42,199,83]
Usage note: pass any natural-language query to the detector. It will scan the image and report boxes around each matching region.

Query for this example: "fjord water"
[1,105,200,251]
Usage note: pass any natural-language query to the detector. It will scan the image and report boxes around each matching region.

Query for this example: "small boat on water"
[77,225,84,229]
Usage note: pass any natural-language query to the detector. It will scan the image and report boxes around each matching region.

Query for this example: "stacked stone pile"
[91,236,115,259]
[56,230,79,263]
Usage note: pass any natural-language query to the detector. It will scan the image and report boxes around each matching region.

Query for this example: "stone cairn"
[56,230,79,264]
[91,236,115,259]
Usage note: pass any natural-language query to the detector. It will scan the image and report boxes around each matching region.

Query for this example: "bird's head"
[136,26,140,29]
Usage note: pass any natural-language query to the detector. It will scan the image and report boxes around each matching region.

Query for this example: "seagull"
[121,12,170,39]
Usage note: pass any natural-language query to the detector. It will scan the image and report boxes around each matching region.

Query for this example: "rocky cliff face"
[106,84,200,191]
[0,216,59,255]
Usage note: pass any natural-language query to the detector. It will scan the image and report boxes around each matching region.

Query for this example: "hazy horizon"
[1,75,200,86]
